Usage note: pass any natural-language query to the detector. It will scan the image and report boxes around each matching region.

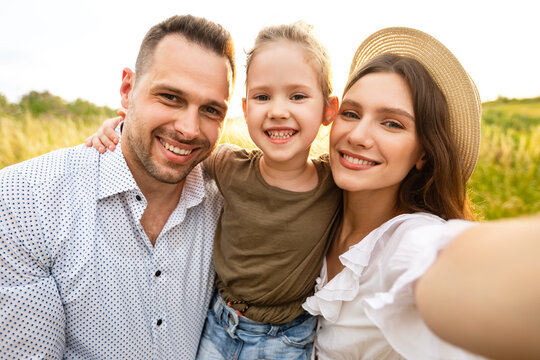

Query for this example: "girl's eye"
[255,95,269,101]
[291,94,306,101]
[383,120,404,129]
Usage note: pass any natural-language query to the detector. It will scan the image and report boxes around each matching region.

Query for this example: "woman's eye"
[291,94,306,101]
[341,111,360,119]
[383,120,404,129]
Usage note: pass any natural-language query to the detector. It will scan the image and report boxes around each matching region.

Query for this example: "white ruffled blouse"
[303,213,488,360]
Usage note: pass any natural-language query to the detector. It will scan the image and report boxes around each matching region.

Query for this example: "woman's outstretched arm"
[415,214,540,360]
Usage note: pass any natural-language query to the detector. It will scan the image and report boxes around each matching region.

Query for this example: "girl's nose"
[268,98,290,120]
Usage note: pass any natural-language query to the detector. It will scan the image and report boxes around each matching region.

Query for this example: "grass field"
[1,94,538,220]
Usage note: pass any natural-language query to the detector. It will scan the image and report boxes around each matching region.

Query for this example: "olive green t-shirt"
[204,144,342,324]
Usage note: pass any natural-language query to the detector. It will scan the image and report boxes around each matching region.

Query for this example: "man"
[0,15,235,359]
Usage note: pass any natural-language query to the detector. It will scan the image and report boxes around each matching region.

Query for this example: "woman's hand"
[85,109,125,153]
[415,214,540,359]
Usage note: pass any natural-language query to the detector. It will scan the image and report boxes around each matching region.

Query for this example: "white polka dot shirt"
[0,143,223,359]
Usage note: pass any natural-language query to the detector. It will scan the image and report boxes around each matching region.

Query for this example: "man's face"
[121,35,232,185]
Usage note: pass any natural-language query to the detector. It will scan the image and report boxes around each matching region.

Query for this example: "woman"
[302,27,540,360]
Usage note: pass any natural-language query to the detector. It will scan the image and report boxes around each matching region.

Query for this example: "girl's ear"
[120,68,135,109]
[322,96,339,126]
[242,98,247,120]
[416,152,427,170]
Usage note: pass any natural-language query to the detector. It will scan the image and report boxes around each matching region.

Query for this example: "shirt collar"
[97,140,208,207]
[97,145,139,200]
[178,163,206,209]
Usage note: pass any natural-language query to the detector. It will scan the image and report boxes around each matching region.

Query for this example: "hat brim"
[349,27,481,180]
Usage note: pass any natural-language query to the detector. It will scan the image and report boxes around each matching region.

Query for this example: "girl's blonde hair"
[245,21,333,102]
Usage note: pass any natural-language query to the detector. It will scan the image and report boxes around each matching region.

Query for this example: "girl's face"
[242,41,334,165]
[330,72,425,195]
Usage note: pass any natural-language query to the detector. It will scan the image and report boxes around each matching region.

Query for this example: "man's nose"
[174,107,200,140]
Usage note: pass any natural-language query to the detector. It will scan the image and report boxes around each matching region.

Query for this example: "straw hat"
[348,27,481,180]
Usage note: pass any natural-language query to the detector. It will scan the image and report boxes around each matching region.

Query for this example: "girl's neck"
[258,152,318,192]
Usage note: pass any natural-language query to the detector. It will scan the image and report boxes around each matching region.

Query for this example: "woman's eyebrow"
[378,107,414,121]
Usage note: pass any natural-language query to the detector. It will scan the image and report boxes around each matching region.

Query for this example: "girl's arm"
[84,110,125,153]
[415,214,540,360]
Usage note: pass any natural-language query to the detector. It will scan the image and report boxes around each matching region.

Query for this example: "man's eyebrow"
[153,84,228,112]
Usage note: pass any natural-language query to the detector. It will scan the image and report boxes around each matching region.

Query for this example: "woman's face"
[329,72,425,194]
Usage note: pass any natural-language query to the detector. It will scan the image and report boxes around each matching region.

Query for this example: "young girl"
[301,27,537,359]
[88,22,340,359]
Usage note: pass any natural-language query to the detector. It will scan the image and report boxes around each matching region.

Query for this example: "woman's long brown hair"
[343,54,474,220]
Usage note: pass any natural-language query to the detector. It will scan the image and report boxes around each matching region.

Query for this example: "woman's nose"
[348,118,374,148]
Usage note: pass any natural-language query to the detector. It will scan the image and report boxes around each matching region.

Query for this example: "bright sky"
[1,0,538,118]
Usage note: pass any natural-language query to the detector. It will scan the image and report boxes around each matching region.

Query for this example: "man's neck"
[121,141,185,246]
[135,175,185,247]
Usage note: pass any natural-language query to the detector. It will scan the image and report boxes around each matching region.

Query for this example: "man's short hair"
[135,14,236,85]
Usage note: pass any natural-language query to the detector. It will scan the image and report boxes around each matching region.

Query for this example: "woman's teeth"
[343,154,377,166]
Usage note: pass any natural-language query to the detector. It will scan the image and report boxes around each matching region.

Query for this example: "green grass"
[1,93,538,220]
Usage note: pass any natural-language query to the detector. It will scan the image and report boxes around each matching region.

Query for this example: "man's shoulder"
[0,144,100,189]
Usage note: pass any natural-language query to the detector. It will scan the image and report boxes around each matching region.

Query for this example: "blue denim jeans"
[196,292,316,360]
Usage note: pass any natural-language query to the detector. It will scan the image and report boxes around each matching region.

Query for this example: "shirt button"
[155,270,161,277]
[156,319,163,326]
[136,195,142,201]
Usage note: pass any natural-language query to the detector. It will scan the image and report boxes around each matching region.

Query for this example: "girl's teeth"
[160,139,193,156]
[343,154,376,166]
[267,130,295,139]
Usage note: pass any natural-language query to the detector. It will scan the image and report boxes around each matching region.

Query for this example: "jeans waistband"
[211,292,313,337]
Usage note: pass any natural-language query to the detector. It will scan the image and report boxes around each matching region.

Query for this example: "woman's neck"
[339,189,403,248]
[258,152,318,192]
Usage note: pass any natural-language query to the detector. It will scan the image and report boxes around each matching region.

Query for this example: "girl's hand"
[85,109,126,153]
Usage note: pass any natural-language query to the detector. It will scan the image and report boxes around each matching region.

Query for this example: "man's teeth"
[267,130,295,139]
[160,139,193,156]
[343,154,377,166]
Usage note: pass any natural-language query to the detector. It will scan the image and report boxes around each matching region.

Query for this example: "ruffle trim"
[303,213,448,323]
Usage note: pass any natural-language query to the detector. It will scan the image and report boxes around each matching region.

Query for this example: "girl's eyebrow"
[247,82,315,92]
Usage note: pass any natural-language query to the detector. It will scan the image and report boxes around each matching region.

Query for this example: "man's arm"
[0,192,65,359]
[415,214,540,360]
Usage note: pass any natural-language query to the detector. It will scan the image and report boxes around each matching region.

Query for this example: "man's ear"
[120,68,135,109]
[322,96,339,126]
[416,152,427,170]
[242,98,247,121]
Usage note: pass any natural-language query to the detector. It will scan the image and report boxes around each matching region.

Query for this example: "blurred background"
[1,0,538,219]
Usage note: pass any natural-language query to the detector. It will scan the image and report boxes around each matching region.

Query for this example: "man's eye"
[205,106,218,115]
[161,94,177,101]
